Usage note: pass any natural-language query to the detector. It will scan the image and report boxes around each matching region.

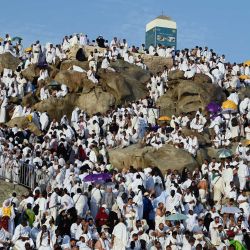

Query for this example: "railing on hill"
[0,155,36,189]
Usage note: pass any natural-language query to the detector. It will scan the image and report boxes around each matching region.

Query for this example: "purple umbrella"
[206,102,221,114]
[83,173,111,183]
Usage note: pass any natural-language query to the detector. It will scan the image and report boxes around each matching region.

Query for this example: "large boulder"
[83,45,106,58]
[109,144,198,171]
[54,70,94,92]
[181,128,211,146]
[140,54,173,74]
[33,89,115,120]
[196,148,209,165]
[157,79,226,116]
[176,80,225,113]
[99,60,150,103]
[22,92,39,107]
[33,94,77,120]
[22,64,59,82]
[157,93,176,117]
[21,64,40,81]
[168,70,185,81]
[0,53,21,74]
[76,88,115,114]
[7,117,41,135]
[67,46,86,61]
[193,73,212,84]
[0,180,28,204]
[60,60,89,71]
[238,86,250,100]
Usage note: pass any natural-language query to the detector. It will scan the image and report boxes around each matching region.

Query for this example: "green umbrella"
[218,148,232,158]
[48,80,61,86]
[12,36,23,42]
[165,213,188,221]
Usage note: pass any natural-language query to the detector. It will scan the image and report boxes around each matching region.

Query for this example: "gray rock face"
[109,144,198,171]
[54,70,94,92]
[0,52,21,74]
[157,78,226,116]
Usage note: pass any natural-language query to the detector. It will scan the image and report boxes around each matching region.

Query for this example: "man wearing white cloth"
[32,41,41,64]
[237,160,249,191]
[73,188,88,217]
[12,220,32,248]
[36,225,54,250]
[11,104,23,119]
[40,112,49,131]
[111,218,128,250]
[0,97,8,123]
[90,184,102,219]
[49,188,60,221]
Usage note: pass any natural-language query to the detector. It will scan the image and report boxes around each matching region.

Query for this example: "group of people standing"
[0,32,249,250]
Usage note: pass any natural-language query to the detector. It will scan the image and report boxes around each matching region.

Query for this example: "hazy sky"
[1,0,249,62]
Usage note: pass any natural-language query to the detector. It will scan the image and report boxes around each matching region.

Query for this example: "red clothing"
[95,207,108,227]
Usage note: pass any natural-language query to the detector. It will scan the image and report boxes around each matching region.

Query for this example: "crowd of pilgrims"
[0,33,249,249]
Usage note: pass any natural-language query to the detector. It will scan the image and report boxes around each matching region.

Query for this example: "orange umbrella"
[25,47,32,53]
[239,75,250,80]
[243,140,250,146]
[244,60,250,66]
[222,100,237,111]
[158,116,171,121]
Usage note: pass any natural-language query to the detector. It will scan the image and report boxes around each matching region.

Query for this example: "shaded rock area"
[140,54,173,74]
[7,117,41,135]
[0,180,28,204]
[54,70,92,92]
[157,77,226,116]
[109,144,198,172]
[33,94,78,121]
[0,53,21,74]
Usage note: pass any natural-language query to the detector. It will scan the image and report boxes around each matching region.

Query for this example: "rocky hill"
[0,47,236,172]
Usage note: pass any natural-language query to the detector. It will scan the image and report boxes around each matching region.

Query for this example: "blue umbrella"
[221,206,241,214]
[165,213,188,221]
[218,148,232,158]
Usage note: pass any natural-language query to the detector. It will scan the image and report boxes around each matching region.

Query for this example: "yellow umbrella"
[239,75,250,80]
[25,47,32,52]
[158,116,171,121]
[222,100,237,110]
[0,37,3,42]
[244,60,250,66]
[243,140,250,146]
